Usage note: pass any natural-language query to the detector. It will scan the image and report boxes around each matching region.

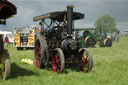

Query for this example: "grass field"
[0,37,128,85]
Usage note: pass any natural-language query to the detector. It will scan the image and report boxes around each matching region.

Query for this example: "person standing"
[4,36,9,48]
[116,31,120,42]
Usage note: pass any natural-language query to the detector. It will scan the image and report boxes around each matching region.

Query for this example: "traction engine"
[33,6,93,73]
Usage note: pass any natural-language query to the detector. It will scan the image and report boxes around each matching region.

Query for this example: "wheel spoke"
[52,56,57,72]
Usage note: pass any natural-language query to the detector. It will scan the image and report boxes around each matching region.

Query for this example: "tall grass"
[0,37,128,85]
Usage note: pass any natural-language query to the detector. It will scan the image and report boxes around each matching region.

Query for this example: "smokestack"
[67,5,74,36]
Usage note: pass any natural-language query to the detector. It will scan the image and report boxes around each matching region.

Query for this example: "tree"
[94,15,118,34]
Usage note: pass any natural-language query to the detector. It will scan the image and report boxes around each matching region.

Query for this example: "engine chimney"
[67,6,74,36]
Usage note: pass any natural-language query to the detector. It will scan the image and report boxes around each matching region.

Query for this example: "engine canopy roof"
[33,11,84,22]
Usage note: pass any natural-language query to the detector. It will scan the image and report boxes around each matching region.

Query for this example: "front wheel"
[52,48,65,73]
[79,48,93,72]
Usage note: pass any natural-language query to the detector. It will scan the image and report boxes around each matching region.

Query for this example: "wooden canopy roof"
[33,11,84,22]
[0,0,17,19]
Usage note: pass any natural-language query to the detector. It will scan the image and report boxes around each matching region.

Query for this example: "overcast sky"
[0,0,128,32]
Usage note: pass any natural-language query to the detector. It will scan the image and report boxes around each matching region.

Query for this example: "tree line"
[94,15,119,34]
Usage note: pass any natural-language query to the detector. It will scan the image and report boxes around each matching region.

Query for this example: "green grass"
[0,37,128,85]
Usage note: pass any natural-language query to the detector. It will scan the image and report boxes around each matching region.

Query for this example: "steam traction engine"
[94,27,112,47]
[76,29,96,48]
[33,6,93,73]
[0,0,16,79]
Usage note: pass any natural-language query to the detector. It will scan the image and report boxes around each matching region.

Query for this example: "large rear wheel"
[52,48,65,73]
[79,48,93,72]
[34,36,49,68]
[98,40,105,47]
[84,37,96,47]
[105,39,112,47]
